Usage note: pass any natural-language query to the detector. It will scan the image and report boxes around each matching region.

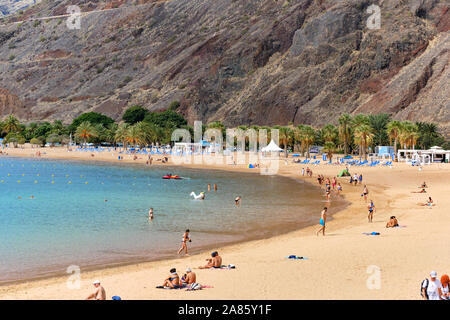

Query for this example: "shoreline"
[0,150,348,286]
[1,147,449,299]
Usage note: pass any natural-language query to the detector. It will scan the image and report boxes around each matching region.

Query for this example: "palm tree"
[323,141,336,162]
[277,126,293,158]
[368,113,390,146]
[352,114,370,156]
[115,123,130,150]
[75,121,98,147]
[2,114,21,134]
[353,124,374,161]
[338,114,352,155]
[416,122,440,149]
[399,121,419,149]
[298,125,315,158]
[387,120,403,157]
[321,124,338,143]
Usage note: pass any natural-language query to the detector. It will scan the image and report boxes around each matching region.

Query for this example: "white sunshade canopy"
[261,140,283,152]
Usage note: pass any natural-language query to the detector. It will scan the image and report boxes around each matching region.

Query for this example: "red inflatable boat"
[162,175,182,180]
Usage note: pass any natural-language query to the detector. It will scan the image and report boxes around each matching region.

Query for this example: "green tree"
[298,125,316,158]
[387,120,403,156]
[338,114,353,155]
[2,114,21,134]
[368,113,390,146]
[69,112,114,132]
[122,106,149,125]
[75,121,98,147]
[144,110,187,128]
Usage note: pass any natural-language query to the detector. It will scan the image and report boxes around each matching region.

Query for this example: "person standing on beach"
[214,183,217,191]
[422,271,443,300]
[301,168,305,176]
[85,280,106,300]
[208,184,211,192]
[368,200,375,222]
[235,196,241,206]
[178,229,191,255]
[316,207,327,236]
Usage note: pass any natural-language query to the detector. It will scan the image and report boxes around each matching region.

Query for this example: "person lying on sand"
[386,216,399,228]
[199,251,222,269]
[160,268,181,288]
[412,188,427,193]
[182,268,197,285]
[85,280,106,300]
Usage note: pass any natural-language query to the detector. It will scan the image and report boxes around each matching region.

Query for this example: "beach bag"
[421,278,429,299]
[189,283,202,290]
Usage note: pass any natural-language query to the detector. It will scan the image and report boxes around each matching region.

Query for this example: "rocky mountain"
[0,0,40,17]
[0,0,448,136]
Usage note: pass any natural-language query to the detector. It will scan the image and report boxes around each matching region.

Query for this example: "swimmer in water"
[149,208,154,220]
[316,207,327,236]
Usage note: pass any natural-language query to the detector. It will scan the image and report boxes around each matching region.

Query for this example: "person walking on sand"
[85,280,106,300]
[422,271,443,300]
[362,185,369,202]
[178,229,191,255]
[316,207,327,236]
[208,184,211,192]
[337,183,342,195]
[301,168,305,176]
[368,200,375,222]
[214,183,217,191]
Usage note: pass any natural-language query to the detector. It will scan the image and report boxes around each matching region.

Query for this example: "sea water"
[0,157,337,283]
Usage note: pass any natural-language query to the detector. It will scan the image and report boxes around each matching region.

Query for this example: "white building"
[397,146,450,164]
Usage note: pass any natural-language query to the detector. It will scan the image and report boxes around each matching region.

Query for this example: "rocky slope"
[0,0,448,136]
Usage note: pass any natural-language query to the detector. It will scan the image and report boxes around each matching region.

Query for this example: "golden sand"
[0,146,449,299]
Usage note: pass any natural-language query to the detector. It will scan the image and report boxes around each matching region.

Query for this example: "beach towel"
[156,283,187,289]
[285,255,308,260]
[362,232,380,236]
[208,265,236,269]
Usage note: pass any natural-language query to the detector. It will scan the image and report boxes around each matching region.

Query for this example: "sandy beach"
[0,146,449,300]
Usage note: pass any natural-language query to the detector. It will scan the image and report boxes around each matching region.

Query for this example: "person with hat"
[182,268,197,285]
[85,280,106,300]
[422,271,443,300]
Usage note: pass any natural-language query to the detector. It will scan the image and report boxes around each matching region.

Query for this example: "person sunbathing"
[182,268,197,285]
[423,197,435,207]
[386,216,399,228]
[412,188,427,193]
[199,251,222,269]
[160,268,181,288]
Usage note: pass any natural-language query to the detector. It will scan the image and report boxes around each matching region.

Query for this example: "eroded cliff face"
[0,0,448,135]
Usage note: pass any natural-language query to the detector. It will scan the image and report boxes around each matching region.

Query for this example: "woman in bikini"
[177,229,191,255]
[368,200,375,222]
[160,268,181,288]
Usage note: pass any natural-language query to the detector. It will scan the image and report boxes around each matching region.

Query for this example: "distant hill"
[0,0,40,17]
[0,0,448,136]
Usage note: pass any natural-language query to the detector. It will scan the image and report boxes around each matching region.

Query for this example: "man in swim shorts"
[85,280,106,300]
[316,207,327,236]
[199,251,223,269]
[182,268,197,285]
[235,196,241,206]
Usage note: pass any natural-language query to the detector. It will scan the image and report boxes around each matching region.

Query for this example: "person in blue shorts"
[316,207,328,236]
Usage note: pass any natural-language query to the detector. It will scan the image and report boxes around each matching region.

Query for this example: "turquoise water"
[0,157,333,283]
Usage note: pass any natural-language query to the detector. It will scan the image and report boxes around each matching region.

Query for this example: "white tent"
[261,140,283,152]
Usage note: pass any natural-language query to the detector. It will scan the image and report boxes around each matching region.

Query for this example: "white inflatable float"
[190,192,205,200]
